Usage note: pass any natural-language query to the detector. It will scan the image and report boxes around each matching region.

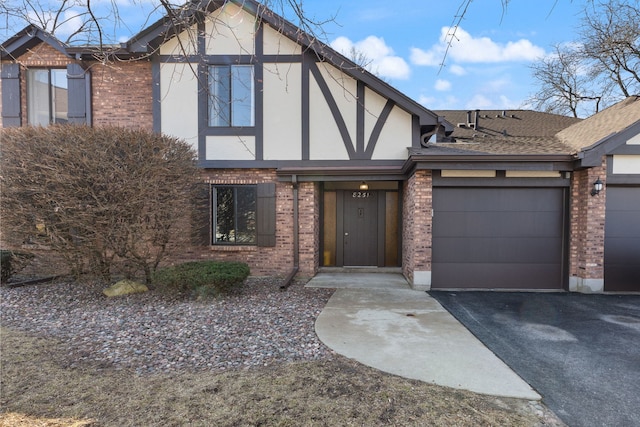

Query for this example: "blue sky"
[4,0,588,112]
[306,0,586,111]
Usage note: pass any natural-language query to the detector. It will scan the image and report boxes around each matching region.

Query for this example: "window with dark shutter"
[1,63,21,127]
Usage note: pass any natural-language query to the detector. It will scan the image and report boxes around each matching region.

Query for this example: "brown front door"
[343,190,378,266]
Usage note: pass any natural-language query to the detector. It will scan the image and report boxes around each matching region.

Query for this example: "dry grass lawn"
[0,327,564,427]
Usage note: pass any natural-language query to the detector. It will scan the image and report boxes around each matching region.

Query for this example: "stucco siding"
[206,135,256,160]
[159,25,197,55]
[263,63,302,160]
[612,155,640,174]
[364,87,386,146]
[205,3,256,55]
[263,25,301,55]
[628,133,640,145]
[160,63,199,151]
[371,105,413,160]
[309,69,350,160]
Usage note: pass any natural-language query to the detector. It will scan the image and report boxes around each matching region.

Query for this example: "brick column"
[402,170,433,290]
[569,159,606,292]
[297,181,320,277]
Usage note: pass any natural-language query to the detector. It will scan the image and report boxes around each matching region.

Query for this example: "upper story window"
[27,69,68,126]
[208,65,254,127]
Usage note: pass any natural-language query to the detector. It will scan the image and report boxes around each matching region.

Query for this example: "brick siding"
[2,41,152,130]
[91,60,153,130]
[402,170,432,285]
[176,169,319,278]
[569,158,607,281]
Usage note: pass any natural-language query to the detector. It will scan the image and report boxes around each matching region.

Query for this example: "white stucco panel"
[205,3,256,55]
[612,155,640,174]
[159,25,197,55]
[263,25,302,55]
[318,64,357,146]
[371,106,413,160]
[309,73,349,160]
[160,63,198,153]
[309,75,349,160]
[363,87,387,147]
[206,136,256,160]
[628,133,640,145]
[263,63,302,160]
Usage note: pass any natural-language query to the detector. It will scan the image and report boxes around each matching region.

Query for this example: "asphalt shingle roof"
[429,109,583,155]
[435,109,582,140]
[556,95,640,152]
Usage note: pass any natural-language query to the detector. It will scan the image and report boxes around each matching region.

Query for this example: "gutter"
[280,175,299,290]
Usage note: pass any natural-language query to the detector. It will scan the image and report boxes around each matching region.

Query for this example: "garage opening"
[604,186,640,292]
[432,186,568,290]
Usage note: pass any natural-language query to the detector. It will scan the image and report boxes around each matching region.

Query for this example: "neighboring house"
[1,0,639,292]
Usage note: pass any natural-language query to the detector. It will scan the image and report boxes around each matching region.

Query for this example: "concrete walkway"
[307,273,540,400]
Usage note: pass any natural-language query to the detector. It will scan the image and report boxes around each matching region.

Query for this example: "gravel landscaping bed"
[0,278,337,375]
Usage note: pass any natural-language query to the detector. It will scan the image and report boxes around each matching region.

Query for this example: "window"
[27,69,68,126]
[208,65,254,127]
[213,185,257,244]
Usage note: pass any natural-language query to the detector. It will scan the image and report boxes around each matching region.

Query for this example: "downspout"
[281,174,299,290]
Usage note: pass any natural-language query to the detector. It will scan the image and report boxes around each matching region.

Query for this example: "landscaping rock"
[103,280,149,297]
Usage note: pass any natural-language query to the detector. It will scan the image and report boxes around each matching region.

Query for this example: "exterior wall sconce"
[591,177,604,196]
[359,181,369,191]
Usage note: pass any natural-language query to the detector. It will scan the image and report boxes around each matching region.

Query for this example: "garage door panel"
[605,187,640,292]
[432,237,563,263]
[433,211,562,238]
[604,212,640,237]
[433,187,566,290]
[605,265,640,292]
[433,263,562,289]
[606,187,640,210]
[435,188,562,212]
[605,237,640,263]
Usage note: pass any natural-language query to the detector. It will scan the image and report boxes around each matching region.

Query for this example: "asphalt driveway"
[430,291,640,427]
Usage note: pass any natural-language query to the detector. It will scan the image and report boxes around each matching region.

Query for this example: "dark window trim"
[26,67,68,126]
[212,184,258,246]
[207,64,255,128]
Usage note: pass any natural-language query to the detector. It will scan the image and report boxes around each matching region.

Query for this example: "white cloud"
[434,79,451,91]
[331,35,411,80]
[449,64,467,76]
[411,26,545,66]
[464,93,520,110]
[464,94,494,109]
[418,94,460,110]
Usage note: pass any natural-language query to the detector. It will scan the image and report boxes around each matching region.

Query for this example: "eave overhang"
[276,165,406,182]
[1,25,69,60]
[575,120,640,168]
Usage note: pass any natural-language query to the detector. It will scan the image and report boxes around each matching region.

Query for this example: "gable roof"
[0,24,69,60]
[557,95,640,152]
[1,0,445,131]
[123,0,443,129]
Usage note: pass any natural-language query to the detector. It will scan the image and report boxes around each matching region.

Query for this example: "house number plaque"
[352,191,372,198]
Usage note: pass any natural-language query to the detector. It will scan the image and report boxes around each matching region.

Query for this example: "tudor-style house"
[2,0,639,292]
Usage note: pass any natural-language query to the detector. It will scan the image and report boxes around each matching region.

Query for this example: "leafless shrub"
[0,125,199,283]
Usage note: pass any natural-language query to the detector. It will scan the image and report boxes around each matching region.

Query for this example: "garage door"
[605,187,640,292]
[432,187,566,289]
